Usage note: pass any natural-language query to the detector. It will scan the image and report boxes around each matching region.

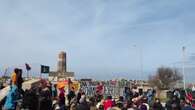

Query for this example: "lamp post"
[182,46,186,90]
[133,45,143,87]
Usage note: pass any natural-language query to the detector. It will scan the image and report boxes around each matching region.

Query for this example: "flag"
[41,65,50,73]
[25,63,31,71]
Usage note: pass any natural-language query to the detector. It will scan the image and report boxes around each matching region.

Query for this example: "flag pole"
[27,70,29,79]
[182,46,186,91]
[40,72,42,79]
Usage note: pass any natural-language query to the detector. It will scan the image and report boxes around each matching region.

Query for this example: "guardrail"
[0,79,41,102]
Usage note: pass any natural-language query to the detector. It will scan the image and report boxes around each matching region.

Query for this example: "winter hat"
[79,95,86,103]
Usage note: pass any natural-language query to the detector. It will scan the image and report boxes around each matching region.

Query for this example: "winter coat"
[4,85,19,110]
[152,102,164,110]
[103,99,113,110]
[76,101,90,110]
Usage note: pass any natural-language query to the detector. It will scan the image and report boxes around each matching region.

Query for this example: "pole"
[3,68,8,83]
[40,72,42,79]
[182,46,186,90]
[27,70,29,79]
[3,68,8,77]
[140,47,143,88]
[133,45,143,88]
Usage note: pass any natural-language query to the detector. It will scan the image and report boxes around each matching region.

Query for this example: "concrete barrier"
[0,79,41,101]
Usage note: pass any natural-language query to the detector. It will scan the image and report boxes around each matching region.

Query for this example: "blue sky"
[0,0,195,81]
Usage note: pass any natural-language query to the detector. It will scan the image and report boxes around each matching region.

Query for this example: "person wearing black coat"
[152,98,164,110]
[76,95,90,110]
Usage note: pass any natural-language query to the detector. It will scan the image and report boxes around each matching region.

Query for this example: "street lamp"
[133,45,143,87]
[182,46,186,90]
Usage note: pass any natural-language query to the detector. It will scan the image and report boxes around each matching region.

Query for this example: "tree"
[148,67,183,90]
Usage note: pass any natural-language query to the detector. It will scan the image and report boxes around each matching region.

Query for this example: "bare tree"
[148,67,183,90]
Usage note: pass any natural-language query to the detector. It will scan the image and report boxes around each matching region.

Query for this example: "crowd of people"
[0,69,195,110]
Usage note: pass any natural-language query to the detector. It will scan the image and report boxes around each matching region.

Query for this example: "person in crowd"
[181,96,193,110]
[96,98,104,110]
[52,84,58,99]
[180,98,186,109]
[124,87,130,101]
[70,104,76,110]
[116,96,124,109]
[96,82,104,96]
[88,96,96,110]
[70,97,77,110]
[11,68,19,86]
[3,69,20,110]
[38,80,52,110]
[59,87,66,110]
[174,89,181,99]
[22,87,39,110]
[68,87,76,106]
[52,100,61,110]
[138,97,149,110]
[166,95,181,110]
[146,89,154,105]
[76,89,82,104]
[103,96,113,110]
[152,98,164,110]
[122,100,138,110]
[16,69,24,96]
[3,85,19,110]
[76,95,90,110]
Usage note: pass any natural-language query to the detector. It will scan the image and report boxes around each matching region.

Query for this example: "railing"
[0,79,41,102]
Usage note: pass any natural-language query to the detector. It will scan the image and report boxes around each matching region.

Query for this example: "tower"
[49,51,74,81]
[57,51,67,73]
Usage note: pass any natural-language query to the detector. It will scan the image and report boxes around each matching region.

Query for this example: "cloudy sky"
[0,0,195,81]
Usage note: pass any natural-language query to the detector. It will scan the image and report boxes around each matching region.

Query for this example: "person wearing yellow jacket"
[11,68,19,86]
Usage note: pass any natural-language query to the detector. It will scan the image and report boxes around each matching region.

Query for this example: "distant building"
[49,51,74,81]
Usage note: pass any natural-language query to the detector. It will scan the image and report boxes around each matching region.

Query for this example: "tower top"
[58,51,66,59]
[59,51,66,54]
[57,51,66,72]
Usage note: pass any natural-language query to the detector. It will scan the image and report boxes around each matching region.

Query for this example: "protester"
[11,68,19,86]
[3,85,19,110]
[58,87,66,110]
[76,95,90,110]
[52,84,58,99]
[3,69,21,110]
[88,96,96,110]
[76,89,82,104]
[22,88,39,110]
[172,95,181,110]
[152,98,164,110]
[17,69,24,96]
[122,100,138,110]
[147,89,155,105]
[38,84,52,110]
[68,87,76,106]
[103,96,113,110]
[138,97,149,110]
[96,98,104,110]
[116,96,124,109]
